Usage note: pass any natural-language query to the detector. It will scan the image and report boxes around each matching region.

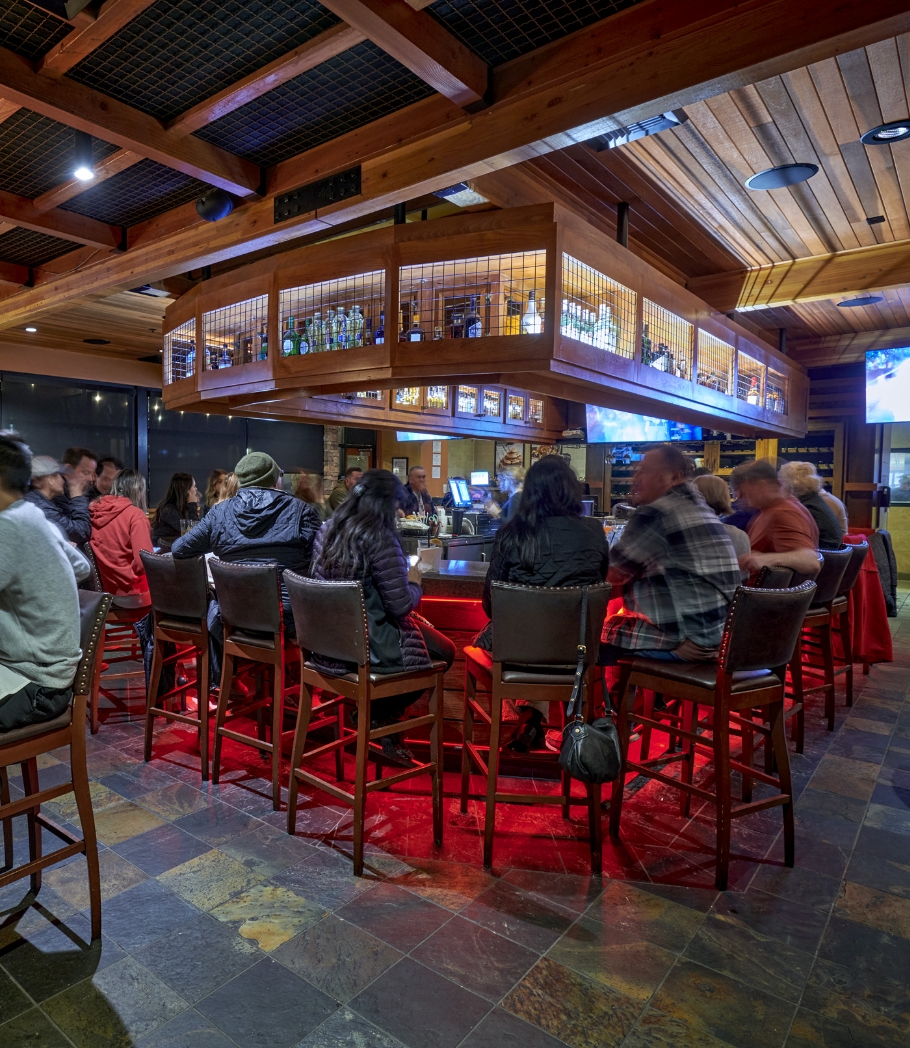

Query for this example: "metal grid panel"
[399,250,546,341]
[428,0,642,65]
[0,226,74,266]
[164,318,196,383]
[202,295,269,370]
[642,299,693,379]
[60,159,208,227]
[0,110,118,198]
[561,254,635,358]
[528,396,544,424]
[766,368,788,414]
[0,2,71,61]
[736,350,765,405]
[194,41,434,167]
[67,0,342,122]
[279,270,384,355]
[506,392,525,421]
[696,329,734,395]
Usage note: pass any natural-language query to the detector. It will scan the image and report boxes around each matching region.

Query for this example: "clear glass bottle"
[466,294,482,338]
[257,320,268,360]
[298,318,310,355]
[347,305,364,347]
[364,316,373,346]
[409,301,425,341]
[219,345,232,368]
[282,317,300,356]
[592,304,611,350]
[641,322,652,365]
[747,375,760,405]
[310,312,326,352]
[374,312,385,344]
[520,290,542,335]
[325,309,338,351]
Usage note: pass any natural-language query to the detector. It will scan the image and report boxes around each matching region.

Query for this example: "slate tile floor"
[3,591,910,1047]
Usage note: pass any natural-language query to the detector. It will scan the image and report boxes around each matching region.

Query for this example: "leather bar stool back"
[284,571,446,876]
[610,581,816,890]
[461,581,611,873]
[208,560,293,809]
[0,591,111,940]
[141,551,212,778]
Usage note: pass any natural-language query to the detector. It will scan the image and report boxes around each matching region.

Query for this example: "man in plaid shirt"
[601,445,741,665]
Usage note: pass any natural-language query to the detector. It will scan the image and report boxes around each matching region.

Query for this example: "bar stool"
[460,582,611,874]
[141,551,212,779]
[0,591,110,939]
[209,560,297,809]
[830,540,869,707]
[610,581,816,890]
[84,543,151,734]
[283,571,446,876]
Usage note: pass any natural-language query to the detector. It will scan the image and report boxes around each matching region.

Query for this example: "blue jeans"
[598,643,683,667]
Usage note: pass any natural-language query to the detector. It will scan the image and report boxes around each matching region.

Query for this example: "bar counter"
[418,559,488,600]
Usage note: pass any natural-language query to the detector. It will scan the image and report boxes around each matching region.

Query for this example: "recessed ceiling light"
[83,338,111,345]
[72,130,94,181]
[861,120,910,145]
[25,326,36,332]
[837,295,883,307]
[745,163,819,190]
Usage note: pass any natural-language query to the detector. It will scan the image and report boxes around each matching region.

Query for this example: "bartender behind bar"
[400,465,434,516]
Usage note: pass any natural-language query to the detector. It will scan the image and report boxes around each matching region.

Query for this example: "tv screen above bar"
[586,405,702,442]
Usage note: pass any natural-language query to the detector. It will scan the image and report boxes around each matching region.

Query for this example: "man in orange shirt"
[738,459,821,579]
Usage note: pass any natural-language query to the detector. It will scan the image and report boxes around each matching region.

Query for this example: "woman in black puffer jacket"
[310,469,455,765]
[478,454,610,751]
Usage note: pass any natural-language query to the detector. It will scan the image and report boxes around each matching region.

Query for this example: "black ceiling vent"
[129,285,171,298]
[587,110,688,151]
[274,166,361,223]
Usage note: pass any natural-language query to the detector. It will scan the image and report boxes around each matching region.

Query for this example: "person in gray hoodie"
[0,433,83,732]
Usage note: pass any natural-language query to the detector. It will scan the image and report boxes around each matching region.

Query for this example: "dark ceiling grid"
[427,0,643,65]
[0,1,72,61]
[0,227,76,267]
[66,0,342,123]
[59,158,208,228]
[0,109,119,199]
[193,40,435,167]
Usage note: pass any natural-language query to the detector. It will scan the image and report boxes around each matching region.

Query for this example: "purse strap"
[566,586,588,722]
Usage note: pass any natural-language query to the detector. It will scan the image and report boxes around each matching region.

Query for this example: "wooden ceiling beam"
[788,325,910,367]
[2,0,909,327]
[0,187,120,248]
[317,0,488,106]
[0,45,261,196]
[38,0,157,77]
[0,258,28,287]
[689,238,910,311]
[32,148,143,211]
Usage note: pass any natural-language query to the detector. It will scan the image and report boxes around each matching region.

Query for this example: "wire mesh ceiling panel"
[0,227,75,267]
[0,1,72,61]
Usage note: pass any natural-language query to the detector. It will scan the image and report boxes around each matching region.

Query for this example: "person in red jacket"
[89,469,153,596]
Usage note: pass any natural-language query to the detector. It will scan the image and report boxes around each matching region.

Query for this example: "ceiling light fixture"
[433,183,489,207]
[745,163,818,190]
[196,189,234,222]
[25,326,36,332]
[586,109,688,151]
[73,130,94,181]
[837,295,883,307]
[861,120,910,145]
[83,338,111,345]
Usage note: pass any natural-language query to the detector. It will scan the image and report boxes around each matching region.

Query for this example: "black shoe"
[507,707,544,754]
[380,733,416,767]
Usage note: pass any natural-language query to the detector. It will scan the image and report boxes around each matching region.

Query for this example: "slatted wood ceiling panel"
[750,287,910,339]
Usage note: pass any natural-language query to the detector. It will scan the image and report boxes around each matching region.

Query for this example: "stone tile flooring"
[2,590,910,1047]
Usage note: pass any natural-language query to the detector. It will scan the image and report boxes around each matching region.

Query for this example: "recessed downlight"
[83,338,111,345]
[837,295,883,308]
[745,163,819,190]
[25,326,36,332]
[861,120,910,145]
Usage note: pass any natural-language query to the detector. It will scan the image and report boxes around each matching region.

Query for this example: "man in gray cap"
[23,454,92,545]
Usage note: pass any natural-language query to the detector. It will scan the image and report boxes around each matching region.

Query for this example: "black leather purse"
[558,587,622,785]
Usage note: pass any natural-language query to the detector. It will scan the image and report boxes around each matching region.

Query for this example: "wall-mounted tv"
[866,347,910,423]
[586,405,702,443]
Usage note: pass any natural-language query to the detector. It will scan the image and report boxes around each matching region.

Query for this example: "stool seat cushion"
[304,660,446,686]
[831,595,848,612]
[620,657,779,694]
[464,647,577,686]
[0,707,72,749]
[804,605,832,622]
[157,617,204,634]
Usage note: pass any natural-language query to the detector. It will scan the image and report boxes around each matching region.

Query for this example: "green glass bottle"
[282,317,300,356]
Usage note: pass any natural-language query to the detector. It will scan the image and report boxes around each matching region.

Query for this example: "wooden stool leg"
[741,709,755,803]
[0,768,12,871]
[286,679,315,835]
[90,635,104,735]
[71,724,101,940]
[609,666,634,839]
[678,701,696,817]
[821,621,836,732]
[21,759,43,893]
[431,672,444,848]
[560,700,571,820]
[482,680,503,869]
[768,698,795,869]
[714,705,732,892]
[639,688,655,761]
[198,644,210,782]
[584,674,602,875]
[211,652,234,786]
[270,661,284,811]
[144,630,164,762]
[840,609,855,707]
[353,695,371,876]
[460,668,476,814]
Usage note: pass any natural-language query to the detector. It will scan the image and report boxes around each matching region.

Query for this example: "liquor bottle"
[746,375,760,405]
[282,317,300,356]
[298,318,310,355]
[185,343,196,375]
[219,345,232,368]
[451,309,465,339]
[326,309,338,351]
[374,312,385,344]
[609,311,621,351]
[257,320,268,360]
[434,326,442,340]
[364,316,373,346]
[520,290,542,335]
[466,294,482,338]
[504,298,521,336]
[347,305,364,347]
[560,298,570,337]
[409,301,425,341]
[592,304,611,350]
[398,310,408,343]
[310,312,326,352]
[641,323,652,365]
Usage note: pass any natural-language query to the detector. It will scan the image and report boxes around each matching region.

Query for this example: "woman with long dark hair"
[152,472,199,550]
[311,468,455,764]
[479,454,609,751]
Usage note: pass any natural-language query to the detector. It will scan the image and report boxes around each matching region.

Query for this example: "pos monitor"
[448,477,472,508]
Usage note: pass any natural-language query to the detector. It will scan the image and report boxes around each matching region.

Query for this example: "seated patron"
[203,468,227,515]
[779,460,845,547]
[0,434,82,732]
[311,469,455,765]
[89,470,154,598]
[88,455,123,502]
[24,454,92,545]
[738,459,822,578]
[694,474,751,559]
[56,447,98,530]
[400,465,434,517]
[215,471,238,504]
[293,470,328,520]
[721,462,759,533]
[602,446,742,665]
[152,472,199,550]
[326,466,362,512]
[479,455,609,751]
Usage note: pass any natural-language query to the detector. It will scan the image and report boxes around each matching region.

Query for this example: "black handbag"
[558,587,622,785]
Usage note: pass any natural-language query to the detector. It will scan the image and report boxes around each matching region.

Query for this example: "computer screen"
[448,477,472,507]
[867,347,910,422]
[470,470,490,486]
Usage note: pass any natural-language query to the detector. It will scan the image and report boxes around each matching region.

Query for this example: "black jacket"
[25,489,91,544]
[482,515,610,618]
[171,488,320,579]
[797,492,842,551]
[152,500,199,549]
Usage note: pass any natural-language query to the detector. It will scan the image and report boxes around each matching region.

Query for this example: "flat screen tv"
[585,405,702,443]
[866,347,910,423]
